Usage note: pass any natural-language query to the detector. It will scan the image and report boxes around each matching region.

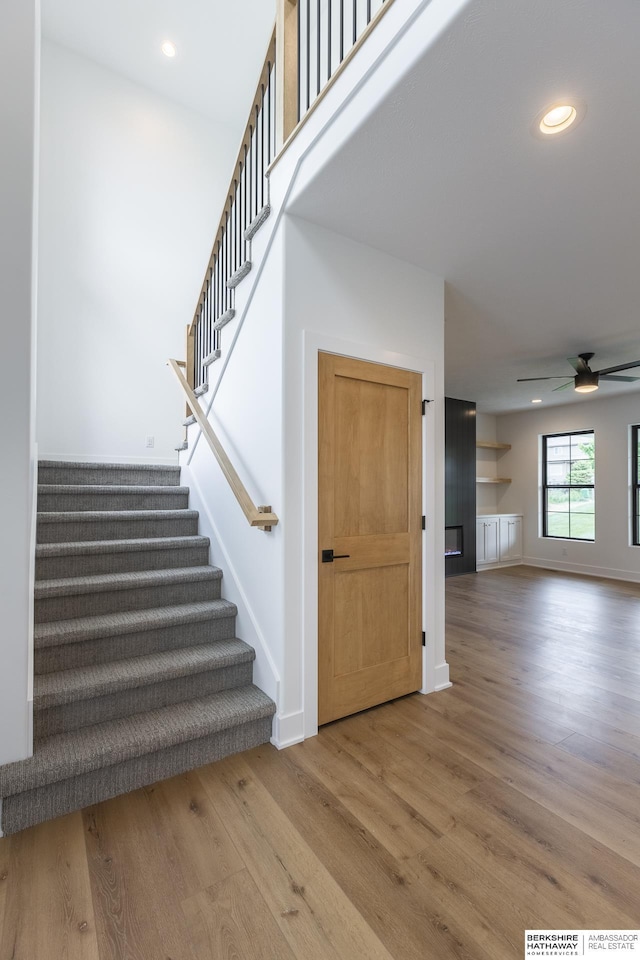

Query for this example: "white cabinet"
[477,514,522,570]
[476,518,499,565]
[499,516,522,563]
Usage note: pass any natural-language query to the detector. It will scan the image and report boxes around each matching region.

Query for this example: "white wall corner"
[271,710,305,750]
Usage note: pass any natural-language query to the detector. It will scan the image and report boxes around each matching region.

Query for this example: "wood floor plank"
[199,753,396,960]
[447,778,640,927]
[247,743,500,960]
[141,770,244,897]
[181,869,299,960]
[84,791,199,960]
[0,813,99,960]
[292,732,443,857]
[557,731,640,782]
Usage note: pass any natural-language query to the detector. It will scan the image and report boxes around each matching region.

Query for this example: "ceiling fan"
[517,353,640,393]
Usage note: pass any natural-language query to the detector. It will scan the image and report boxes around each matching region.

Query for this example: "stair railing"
[168,359,279,531]
[185,0,399,395]
[187,28,277,393]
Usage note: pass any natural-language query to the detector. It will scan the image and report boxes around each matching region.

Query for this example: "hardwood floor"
[2,564,640,959]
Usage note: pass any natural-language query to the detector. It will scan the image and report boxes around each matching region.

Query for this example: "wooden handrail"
[168,359,278,530]
[188,28,277,337]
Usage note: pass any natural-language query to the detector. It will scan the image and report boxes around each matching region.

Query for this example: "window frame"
[542,429,595,541]
[633,425,640,547]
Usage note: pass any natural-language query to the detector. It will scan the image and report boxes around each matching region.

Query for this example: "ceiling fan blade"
[516,377,572,382]
[568,355,591,373]
[599,374,640,382]
[596,360,640,375]
[552,381,575,392]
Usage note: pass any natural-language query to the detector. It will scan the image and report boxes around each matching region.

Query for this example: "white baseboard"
[477,559,522,572]
[271,710,305,749]
[523,557,640,584]
[38,453,178,465]
[420,660,451,694]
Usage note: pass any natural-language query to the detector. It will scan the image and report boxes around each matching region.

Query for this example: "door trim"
[300,331,449,741]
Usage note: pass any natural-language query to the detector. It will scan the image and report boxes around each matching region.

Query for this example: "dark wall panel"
[445,397,476,577]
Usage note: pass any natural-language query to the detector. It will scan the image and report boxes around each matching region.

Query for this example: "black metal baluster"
[306,0,311,111]
[267,63,272,163]
[328,0,332,80]
[260,85,265,209]
[248,125,253,225]
[296,3,301,121]
[254,107,259,213]
[367,0,371,24]
[353,0,357,43]
[340,0,344,62]
[316,0,321,96]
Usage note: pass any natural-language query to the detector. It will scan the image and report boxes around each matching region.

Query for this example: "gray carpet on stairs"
[0,460,275,835]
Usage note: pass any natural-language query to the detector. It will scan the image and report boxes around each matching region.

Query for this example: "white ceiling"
[288,0,640,414]
[42,0,276,131]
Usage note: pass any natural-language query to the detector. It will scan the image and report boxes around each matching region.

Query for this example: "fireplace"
[445,525,463,558]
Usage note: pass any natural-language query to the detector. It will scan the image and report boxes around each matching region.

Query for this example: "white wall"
[0,0,39,766]
[283,215,448,742]
[37,40,239,462]
[475,411,499,514]
[497,392,640,582]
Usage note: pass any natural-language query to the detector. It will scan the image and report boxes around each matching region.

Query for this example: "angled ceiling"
[287,0,640,413]
[41,0,276,130]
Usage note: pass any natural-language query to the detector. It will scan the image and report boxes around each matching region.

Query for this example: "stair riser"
[1,716,273,835]
[35,660,254,739]
[35,578,221,623]
[35,615,237,674]
[38,465,181,486]
[37,491,189,512]
[37,516,199,543]
[36,544,210,579]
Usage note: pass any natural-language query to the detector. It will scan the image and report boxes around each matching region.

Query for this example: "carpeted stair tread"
[0,685,275,796]
[34,599,237,649]
[34,565,222,600]
[38,483,189,496]
[38,461,181,486]
[34,640,255,708]
[36,536,210,559]
[37,509,198,524]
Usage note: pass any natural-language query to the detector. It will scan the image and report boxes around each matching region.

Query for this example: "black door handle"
[321,549,351,563]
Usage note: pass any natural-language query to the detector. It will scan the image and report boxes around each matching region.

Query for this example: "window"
[633,425,640,546]
[542,430,595,540]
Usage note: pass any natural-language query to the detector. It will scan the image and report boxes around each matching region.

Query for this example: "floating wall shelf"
[476,477,512,484]
[476,441,511,450]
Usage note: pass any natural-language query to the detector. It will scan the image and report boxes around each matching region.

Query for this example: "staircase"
[0,460,275,836]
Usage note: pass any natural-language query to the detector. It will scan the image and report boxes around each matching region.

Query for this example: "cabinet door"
[509,517,523,559]
[485,519,499,563]
[499,517,523,561]
[476,520,486,564]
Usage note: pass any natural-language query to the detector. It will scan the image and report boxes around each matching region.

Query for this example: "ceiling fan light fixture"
[574,371,599,393]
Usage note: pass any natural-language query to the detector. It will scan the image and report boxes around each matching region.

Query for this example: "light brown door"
[318,352,423,725]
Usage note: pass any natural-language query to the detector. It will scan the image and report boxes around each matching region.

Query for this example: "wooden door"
[318,352,423,725]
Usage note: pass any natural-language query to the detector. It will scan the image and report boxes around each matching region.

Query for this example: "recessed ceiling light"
[540,104,576,134]
[161,41,177,58]
[531,398,543,404]
[533,99,585,139]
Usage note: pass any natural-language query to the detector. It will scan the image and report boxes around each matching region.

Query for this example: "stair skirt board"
[2,715,272,835]
[0,459,277,834]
